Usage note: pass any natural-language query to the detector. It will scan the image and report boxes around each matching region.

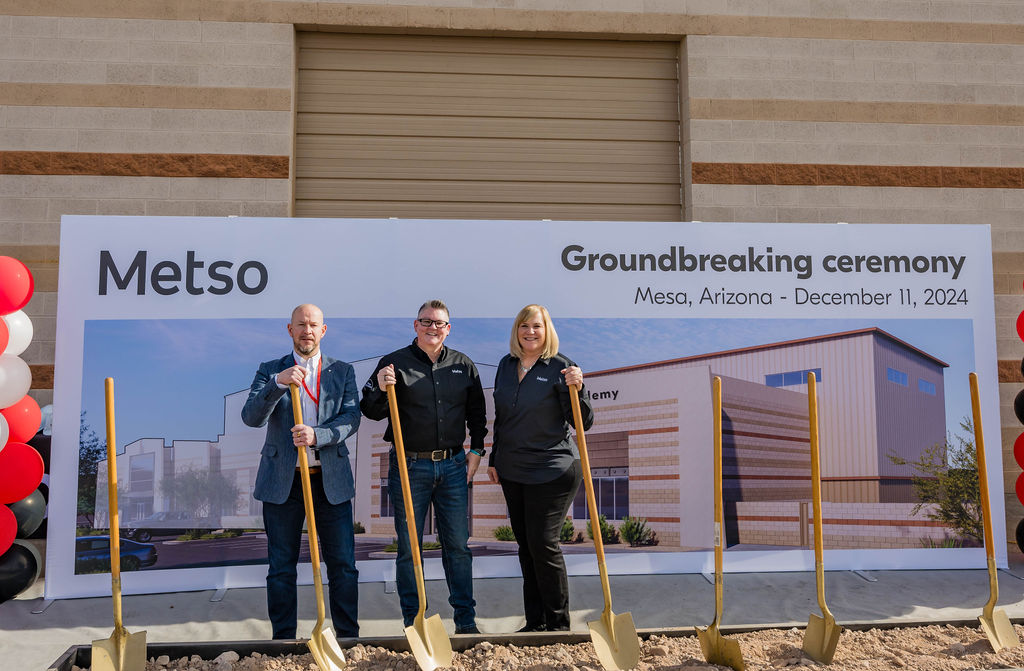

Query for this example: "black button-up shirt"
[490,352,594,485]
[360,340,487,454]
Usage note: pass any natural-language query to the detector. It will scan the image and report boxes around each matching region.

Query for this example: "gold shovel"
[92,378,147,671]
[569,385,640,671]
[801,372,842,663]
[385,384,453,671]
[697,376,745,671]
[969,373,1020,652]
[289,385,348,671]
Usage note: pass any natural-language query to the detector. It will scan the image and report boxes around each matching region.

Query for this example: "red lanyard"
[298,356,321,407]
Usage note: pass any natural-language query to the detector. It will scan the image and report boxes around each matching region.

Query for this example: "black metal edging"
[46,617,1024,671]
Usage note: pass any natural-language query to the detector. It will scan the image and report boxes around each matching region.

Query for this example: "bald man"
[242,304,361,639]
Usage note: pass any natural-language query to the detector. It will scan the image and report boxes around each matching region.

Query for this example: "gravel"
[72,623,1024,671]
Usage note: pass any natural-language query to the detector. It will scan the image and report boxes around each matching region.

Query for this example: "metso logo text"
[98,250,269,296]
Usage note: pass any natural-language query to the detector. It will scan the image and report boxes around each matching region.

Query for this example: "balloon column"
[0,256,44,604]
[1015,292,1024,553]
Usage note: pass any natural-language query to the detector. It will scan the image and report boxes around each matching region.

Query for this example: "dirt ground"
[75,623,1024,671]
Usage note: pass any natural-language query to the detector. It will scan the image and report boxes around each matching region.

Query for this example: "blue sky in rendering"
[81,317,976,451]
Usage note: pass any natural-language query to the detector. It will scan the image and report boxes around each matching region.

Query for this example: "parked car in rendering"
[74,536,158,573]
[124,511,204,542]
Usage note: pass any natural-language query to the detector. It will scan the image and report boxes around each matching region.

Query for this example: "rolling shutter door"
[294,33,681,220]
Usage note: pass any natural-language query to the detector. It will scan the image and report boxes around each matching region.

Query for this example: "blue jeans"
[389,448,475,628]
[263,471,359,639]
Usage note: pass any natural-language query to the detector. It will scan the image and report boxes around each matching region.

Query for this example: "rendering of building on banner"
[93,327,949,552]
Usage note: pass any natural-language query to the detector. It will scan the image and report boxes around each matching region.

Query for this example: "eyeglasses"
[417,318,449,328]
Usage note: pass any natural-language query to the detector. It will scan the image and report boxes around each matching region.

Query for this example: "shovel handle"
[711,376,725,627]
[807,373,834,620]
[969,373,1000,615]
[385,385,428,619]
[103,378,125,633]
[290,385,328,629]
[570,385,613,615]
[970,373,995,559]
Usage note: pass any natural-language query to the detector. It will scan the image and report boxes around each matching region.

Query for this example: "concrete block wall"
[735,500,950,549]
[0,12,294,407]
[681,10,1024,545]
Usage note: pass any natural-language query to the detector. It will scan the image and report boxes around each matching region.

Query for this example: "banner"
[47,216,1001,599]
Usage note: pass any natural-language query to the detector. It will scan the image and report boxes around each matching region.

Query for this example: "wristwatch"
[469,448,486,457]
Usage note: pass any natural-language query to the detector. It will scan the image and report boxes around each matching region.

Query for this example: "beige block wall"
[681,21,1024,547]
[0,13,294,402]
[735,501,949,549]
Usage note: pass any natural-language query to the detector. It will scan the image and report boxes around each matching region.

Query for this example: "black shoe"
[546,624,569,632]
[455,624,481,635]
[517,623,546,632]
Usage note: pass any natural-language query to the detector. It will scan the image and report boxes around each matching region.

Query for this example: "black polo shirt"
[489,352,594,485]
[360,340,487,454]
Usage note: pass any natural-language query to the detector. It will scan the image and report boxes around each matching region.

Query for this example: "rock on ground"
[71,623,1024,671]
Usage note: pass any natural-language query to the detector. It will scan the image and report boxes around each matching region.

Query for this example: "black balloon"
[1017,389,1024,425]
[25,433,49,539]
[0,541,39,603]
[8,489,44,538]
[26,432,50,472]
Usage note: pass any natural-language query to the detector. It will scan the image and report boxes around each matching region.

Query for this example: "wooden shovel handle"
[103,377,125,633]
[385,384,428,618]
[969,372,1002,619]
[289,385,327,628]
[569,384,613,613]
[711,376,725,626]
[807,373,833,620]
[969,373,995,559]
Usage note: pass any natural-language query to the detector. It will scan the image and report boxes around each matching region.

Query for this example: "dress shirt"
[277,350,321,466]
[360,341,487,454]
[489,352,594,484]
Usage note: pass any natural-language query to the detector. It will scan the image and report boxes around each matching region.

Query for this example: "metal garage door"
[294,33,681,220]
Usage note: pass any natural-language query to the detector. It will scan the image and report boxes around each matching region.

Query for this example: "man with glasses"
[360,299,486,634]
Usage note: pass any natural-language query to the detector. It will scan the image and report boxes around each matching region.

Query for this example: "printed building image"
[580,327,951,550]
[95,326,952,551]
[358,326,953,552]
[95,390,268,530]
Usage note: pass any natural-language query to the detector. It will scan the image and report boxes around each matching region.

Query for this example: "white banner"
[47,216,1001,599]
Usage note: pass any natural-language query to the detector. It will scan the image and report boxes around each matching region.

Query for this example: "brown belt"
[297,466,321,475]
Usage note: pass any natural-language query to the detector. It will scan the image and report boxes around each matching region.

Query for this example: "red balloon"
[1016,432,1024,471]
[0,506,13,556]
[1018,472,1024,513]
[0,396,39,444]
[0,443,43,505]
[1018,310,1024,342]
[0,318,7,354]
[0,258,32,316]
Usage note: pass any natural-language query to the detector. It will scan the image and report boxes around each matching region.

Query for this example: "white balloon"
[0,354,31,407]
[0,414,7,453]
[2,310,32,356]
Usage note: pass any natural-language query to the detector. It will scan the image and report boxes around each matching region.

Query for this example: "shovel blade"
[980,610,1021,652]
[588,610,641,670]
[405,614,453,671]
[91,629,147,671]
[308,624,347,671]
[697,625,745,671]
[802,612,842,664]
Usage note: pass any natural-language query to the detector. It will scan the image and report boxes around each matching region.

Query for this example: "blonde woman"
[487,304,594,632]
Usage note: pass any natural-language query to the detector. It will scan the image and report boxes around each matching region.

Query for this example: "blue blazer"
[241,353,360,505]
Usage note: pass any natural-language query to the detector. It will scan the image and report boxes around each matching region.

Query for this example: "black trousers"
[500,460,582,630]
